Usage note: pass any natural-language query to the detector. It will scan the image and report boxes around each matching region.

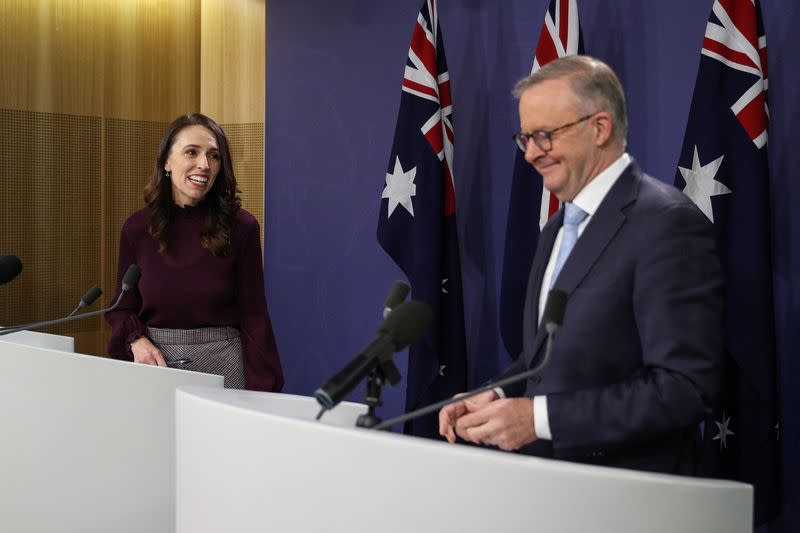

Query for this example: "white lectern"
[176,388,752,533]
[0,335,223,533]
[0,328,74,351]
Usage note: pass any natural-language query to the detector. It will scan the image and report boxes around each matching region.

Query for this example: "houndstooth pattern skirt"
[147,326,245,389]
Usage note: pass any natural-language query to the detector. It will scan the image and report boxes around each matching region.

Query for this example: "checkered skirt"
[147,326,245,389]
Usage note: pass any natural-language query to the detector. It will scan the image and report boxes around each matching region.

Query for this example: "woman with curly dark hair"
[105,113,283,392]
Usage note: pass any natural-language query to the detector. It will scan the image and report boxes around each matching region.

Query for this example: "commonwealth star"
[713,413,735,449]
[382,156,417,218]
[679,146,731,222]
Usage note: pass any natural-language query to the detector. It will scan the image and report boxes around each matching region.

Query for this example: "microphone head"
[383,280,410,319]
[121,264,141,292]
[81,285,103,307]
[542,290,568,333]
[383,280,410,311]
[377,300,432,349]
[0,254,22,285]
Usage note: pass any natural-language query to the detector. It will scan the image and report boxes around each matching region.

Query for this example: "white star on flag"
[441,278,449,294]
[713,413,735,449]
[679,146,731,222]
[439,365,446,376]
[382,156,417,218]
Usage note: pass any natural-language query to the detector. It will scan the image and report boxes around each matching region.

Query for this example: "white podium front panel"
[176,388,752,533]
[0,329,74,351]
[0,340,223,533]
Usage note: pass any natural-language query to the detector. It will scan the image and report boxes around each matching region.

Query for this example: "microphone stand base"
[355,360,401,429]
[355,412,383,429]
[355,369,386,429]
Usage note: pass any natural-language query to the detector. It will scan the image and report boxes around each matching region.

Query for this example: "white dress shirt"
[532,153,632,440]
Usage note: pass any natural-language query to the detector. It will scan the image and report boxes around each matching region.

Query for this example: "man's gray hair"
[513,55,628,145]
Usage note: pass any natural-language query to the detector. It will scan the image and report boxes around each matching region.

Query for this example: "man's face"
[518,78,598,203]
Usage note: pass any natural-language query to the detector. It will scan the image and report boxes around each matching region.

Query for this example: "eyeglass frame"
[512,112,599,153]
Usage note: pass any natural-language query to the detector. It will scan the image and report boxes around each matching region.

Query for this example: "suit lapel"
[525,163,642,366]
[552,163,640,296]
[522,209,561,363]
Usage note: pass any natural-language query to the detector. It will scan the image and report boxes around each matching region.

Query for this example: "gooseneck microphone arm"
[0,292,123,336]
[0,265,140,337]
[372,342,552,431]
[372,290,568,432]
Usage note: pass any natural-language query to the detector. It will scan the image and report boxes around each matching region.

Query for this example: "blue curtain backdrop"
[265,1,799,529]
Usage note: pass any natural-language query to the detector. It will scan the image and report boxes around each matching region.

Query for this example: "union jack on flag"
[500,0,584,359]
[532,0,583,229]
[377,0,467,438]
[700,0,768,148]
[675,0,780,524]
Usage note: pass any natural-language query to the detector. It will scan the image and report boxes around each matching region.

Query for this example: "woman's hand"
[130,336,167,367]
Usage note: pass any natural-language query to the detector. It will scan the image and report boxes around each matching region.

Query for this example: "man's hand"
[455,397,537,451]
[130,336,167,367]
[438,389,498,443]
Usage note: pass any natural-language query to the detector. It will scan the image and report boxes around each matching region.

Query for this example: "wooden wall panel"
[0,109,103,340]
[0,1,105,116]
[0,0,265,356]
[224,122,265,236]
[103,1,201,121]
[200,0,265,124]
[0,0,200,120]
[202,0,266,242]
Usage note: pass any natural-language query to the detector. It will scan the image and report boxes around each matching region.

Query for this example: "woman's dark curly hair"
[144,113,241,256]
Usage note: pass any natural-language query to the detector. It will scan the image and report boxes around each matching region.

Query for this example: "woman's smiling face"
[164,125,221,207]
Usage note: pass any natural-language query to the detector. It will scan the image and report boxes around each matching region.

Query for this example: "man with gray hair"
[439,56,723,474]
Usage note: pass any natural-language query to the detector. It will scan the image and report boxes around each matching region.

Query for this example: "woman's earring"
[165,170,171,179]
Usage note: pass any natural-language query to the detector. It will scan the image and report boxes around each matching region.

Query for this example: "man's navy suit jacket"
[503,161,724,475]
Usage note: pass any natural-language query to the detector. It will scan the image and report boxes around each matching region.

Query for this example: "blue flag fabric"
[674,0,780,524]
[500,154,543,359]
[500,0,584,359]
[377,0,467,438]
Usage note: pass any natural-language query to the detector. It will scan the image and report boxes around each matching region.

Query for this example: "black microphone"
[372,290,568,431]
[66,286,103,318]
[0,255,22,286]
[0,285,99,331]
[0,264,141,337]
[383,280,410,319]
[120,265,141,292]
[314,299,432,411]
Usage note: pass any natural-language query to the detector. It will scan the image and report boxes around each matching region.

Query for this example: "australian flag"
[377,0,468,438]
[500,0,584,359]
[675,0,780,524]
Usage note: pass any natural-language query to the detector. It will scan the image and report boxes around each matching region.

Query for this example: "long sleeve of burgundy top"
[105,204,284,392]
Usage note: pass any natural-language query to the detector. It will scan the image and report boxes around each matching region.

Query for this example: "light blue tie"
[550,203,588,288]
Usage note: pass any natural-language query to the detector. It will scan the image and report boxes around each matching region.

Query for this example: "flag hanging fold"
[675,0,780,524]
[499,0,584,359]
[377,0,467,438]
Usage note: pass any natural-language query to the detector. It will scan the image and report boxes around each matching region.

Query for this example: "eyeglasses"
[512,113,597,153]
